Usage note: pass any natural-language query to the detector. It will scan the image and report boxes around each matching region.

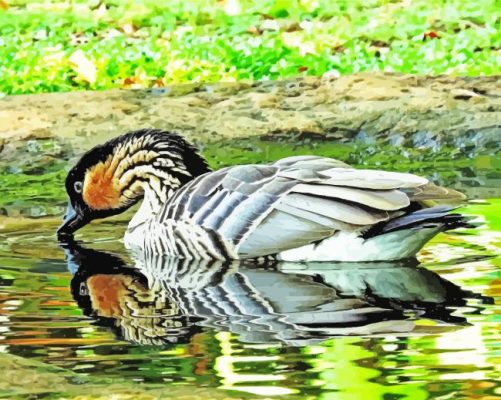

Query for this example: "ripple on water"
[0,200,499,399]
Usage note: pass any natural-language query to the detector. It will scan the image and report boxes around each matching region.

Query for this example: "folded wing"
[160,156,460,258]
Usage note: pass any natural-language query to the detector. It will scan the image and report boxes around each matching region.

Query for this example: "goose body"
[58,129,470,261]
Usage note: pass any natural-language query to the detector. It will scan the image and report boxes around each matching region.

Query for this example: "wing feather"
[280,193,390,225]
[273,202,359,231]
[157,155,458,259]
[405,182,466,202]
[238,210,335,257]
[292,184,410,210]
[286,168,429,189]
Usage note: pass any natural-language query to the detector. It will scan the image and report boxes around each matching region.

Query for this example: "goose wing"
[159,156,438,258]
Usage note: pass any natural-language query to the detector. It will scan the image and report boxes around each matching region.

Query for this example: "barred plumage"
[124,154,469,261]
[59,129,472,261]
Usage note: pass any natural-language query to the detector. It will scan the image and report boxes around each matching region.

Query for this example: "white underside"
[277,227,441,262]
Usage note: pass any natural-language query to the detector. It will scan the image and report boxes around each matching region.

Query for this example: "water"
[0,138,499,399]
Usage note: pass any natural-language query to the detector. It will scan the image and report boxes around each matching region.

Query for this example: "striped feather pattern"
[132,155,451,259]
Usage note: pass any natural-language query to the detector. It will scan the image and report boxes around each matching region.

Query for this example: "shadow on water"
[61,240,492,347]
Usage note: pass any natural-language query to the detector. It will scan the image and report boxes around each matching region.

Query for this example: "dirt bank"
[1,73,500,153]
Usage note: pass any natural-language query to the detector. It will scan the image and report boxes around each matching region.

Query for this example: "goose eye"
[74,181,83,193]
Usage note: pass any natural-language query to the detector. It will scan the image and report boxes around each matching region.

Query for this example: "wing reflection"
[62,242,482,346]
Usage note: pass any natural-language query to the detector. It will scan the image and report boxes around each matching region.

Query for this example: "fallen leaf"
[370,40,389,47]
[68,50,97,84]
[0,0,8,10]
[152,78,165,87]
[33,29,47,41]
[247,26,261,35]
[95,2,107,19]
[285,22,301,32]
[224,0,241,16]
[331,45,345,53]
[423,31,440,40]
[323,69,340,79]
[261,19,280,31]
[121,23,137,36]
[123,77,137,86]
[260,13,274,20]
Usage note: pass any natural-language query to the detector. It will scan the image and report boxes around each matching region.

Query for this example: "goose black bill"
[57,201,89,238]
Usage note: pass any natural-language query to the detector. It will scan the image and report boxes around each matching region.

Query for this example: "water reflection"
[61,241,488,347]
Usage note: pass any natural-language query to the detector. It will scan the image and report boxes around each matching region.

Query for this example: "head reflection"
[61,242,482,346]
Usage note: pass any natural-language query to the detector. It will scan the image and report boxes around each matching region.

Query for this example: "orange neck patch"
[87,274,129,318]
[82,157,121,210]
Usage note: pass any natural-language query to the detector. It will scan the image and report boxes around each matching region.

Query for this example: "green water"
[0,138,499,399]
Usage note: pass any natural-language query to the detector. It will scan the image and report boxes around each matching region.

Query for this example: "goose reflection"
[62,242,484,346]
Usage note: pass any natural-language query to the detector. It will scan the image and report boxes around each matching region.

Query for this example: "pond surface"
[0,138,499,399]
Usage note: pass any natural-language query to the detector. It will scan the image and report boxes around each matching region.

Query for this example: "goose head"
[57,129,210,238]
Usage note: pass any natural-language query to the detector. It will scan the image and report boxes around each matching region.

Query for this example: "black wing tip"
[365,208,481,238]
[434,213,478,231]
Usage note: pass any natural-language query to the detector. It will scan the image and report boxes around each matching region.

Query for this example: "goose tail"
[368,205,476,236]
[360,206,477,260]
[278,206,476,262]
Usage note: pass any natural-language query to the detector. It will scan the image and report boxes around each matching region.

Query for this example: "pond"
[0,136,499,399]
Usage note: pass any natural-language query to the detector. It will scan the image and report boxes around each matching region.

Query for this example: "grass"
[0,0,500,95]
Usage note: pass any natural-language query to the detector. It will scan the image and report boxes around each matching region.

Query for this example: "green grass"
[0,0,500,95]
